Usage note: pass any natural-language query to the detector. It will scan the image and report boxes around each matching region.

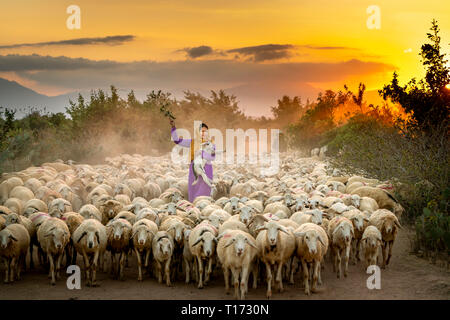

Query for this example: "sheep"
[255,220,296,298]
[351,186,404,217]
[23,199,48,217]
[247,214,269,238]
[204,210,231,229]
[188,222,218,288]
[322,196,344,208]
[182,229,196,284]
[37,218,70,285]
[48,198,73,218]
[79,204,102,222]
[328,216,354,278]
[361,226,382,268]
[106,218,133,280]
[113,211,137,226]
[160,217,188,279]
[345,182,365,194]
[136,207,160,226]
[263,202,291,218]
[222,196,246,215]
[293,223,329,295]
[369,209,401,268]
[359,196,379,213]
[0,224,30,283]
[311,148,319,157]
[218,220,249,235]
[9,186,34,205]
[62,212,84,265]
[114,194,132,206]
[342,209,370,264]
[227,206,258,226]
[73,219,107,286]
[341,194,361,208]
[4,213,35,268]
[216,230,259,300]
[0,215,5,231]
[4,198,23,215]
[290,209,327,226]
[1,178,23,204]
[131,219,158,281]
[142,182,162,200]
[347,176,379,186]
[152,231,175,286]
[98,199,123,225]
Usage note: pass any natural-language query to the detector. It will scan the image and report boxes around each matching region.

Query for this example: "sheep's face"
[0,230,14,249]
[364,236,380,249]
[351,195,361,208]
[351,215,365,232]
[103,200,122,219]
[284,194,293,207]
[24,205,39,217]
[158,238,173,256]
[294,199,306,211]
[301,230,324,255]
[308,199,320,209]
[266,222,282,246]
[173,222,185,244]
[309,210,324,225]
[201,232,216,257]
[5,213,20,226]
[136,227,150,246]
[111,221,127,240]
[238,207,254,225]
[167,203,177,215]
[47,227,69,250]
[231,234,248,257]
[334,222,353,243]
[207,214,223,229]
[229,197,240,211]
[86,231,100,249]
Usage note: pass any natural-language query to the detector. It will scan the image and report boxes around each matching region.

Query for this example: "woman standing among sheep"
[169,119,216,203]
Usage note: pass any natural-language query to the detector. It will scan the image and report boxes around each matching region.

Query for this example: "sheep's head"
[350,213,368,232]
[259,221,289,247]
[308,198,320,209]
[0,229,17,249]
[109,219,131,241]
[228,197,241,211]
[351,194,361,208]
[168,221,186,244]
[45,225,69,250]
[333,220,354,243]
[237,206,256,225]
[293,198,307,211]
[102,200,123,219]
[294,229,326,255]
[382,215,401,235]
[156,233,173,256]
[5,213,20,226]
[207,213,225,229]
[78,229,101,249]
[306,209,326,225]
[133,225,154,246]
[223,233,257,257]
[192,229,216,257]
[284,193,294,207]
[49,198,72,218]
[362,228,382,249]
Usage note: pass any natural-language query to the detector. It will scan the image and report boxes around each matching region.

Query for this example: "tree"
[379,20,450,131]
[270,95,305,127]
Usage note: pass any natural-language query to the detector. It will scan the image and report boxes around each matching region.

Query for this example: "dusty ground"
[0,227,449,300]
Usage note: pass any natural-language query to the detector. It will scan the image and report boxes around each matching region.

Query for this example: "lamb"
[0,224,30,283]
[152,231,175,286]
[106,218,132,280]
[255,220,296,298]
[227,206,258,226]
[73,219,107,286]
[37,218,70,285]
[290,209,327,226]
[361,226,382,268]
[216,230,259,300]
[342,194,361,208]
[160,217,188,279]
[1,178,24,204]
[182,229,196,284]
[188,221,218,288]
[4,213,35,269]
[293,222,329,295]
[9,186,34,205]
[192,141,215,191]
[351,186,404,217]
[4,198,23,215]
[79,204,103,222]
[369,209,401,268]
[131,219,158,281]
[113,210,137,226]
[218,220,249,235]
[328,216,354,278]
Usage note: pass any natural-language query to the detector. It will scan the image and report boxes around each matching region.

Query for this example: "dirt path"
[0,227,449,300]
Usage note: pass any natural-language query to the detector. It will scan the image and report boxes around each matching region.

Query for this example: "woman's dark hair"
[200,123,208,130]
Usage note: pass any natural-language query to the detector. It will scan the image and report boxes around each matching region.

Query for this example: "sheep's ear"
[278,226,289,234]
[294,231,305,238]
[394,220,402,229]
[95,231,100,243]
[9,235,18,241]
[363,216,370,222]
[192,237,203,246]
[77,231,87,243]
[318,235,326,246]
[224,238,235,248]
[255,226,267,232]
[245,238,258,249]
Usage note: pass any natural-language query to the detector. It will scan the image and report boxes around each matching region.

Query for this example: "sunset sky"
[0,0,448,116]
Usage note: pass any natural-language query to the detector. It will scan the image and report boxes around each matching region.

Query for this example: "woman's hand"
[169,118,175,127]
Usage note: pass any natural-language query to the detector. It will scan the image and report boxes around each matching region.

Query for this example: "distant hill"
[0,78,83,118]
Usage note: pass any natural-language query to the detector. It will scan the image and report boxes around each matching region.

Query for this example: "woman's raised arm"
[171,126,191,148]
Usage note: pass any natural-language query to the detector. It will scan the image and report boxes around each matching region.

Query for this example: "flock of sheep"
[0,151,404,299]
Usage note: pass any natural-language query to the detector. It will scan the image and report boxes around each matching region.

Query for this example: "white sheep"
[73,218,107,286]
[351,186,404,217]
[255,220,296,298]
[0,224,30,283]
[106,218,132,280]
[131,219,158,281]
[216,229,259,300]
[37,218,70,285]
[293,222,328,295]
[328,216,354,278]
[188,221,218,288]
[342,209,370,264]
[361,225,382,268]
[152,231,175,286]
[369,209,401,268]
